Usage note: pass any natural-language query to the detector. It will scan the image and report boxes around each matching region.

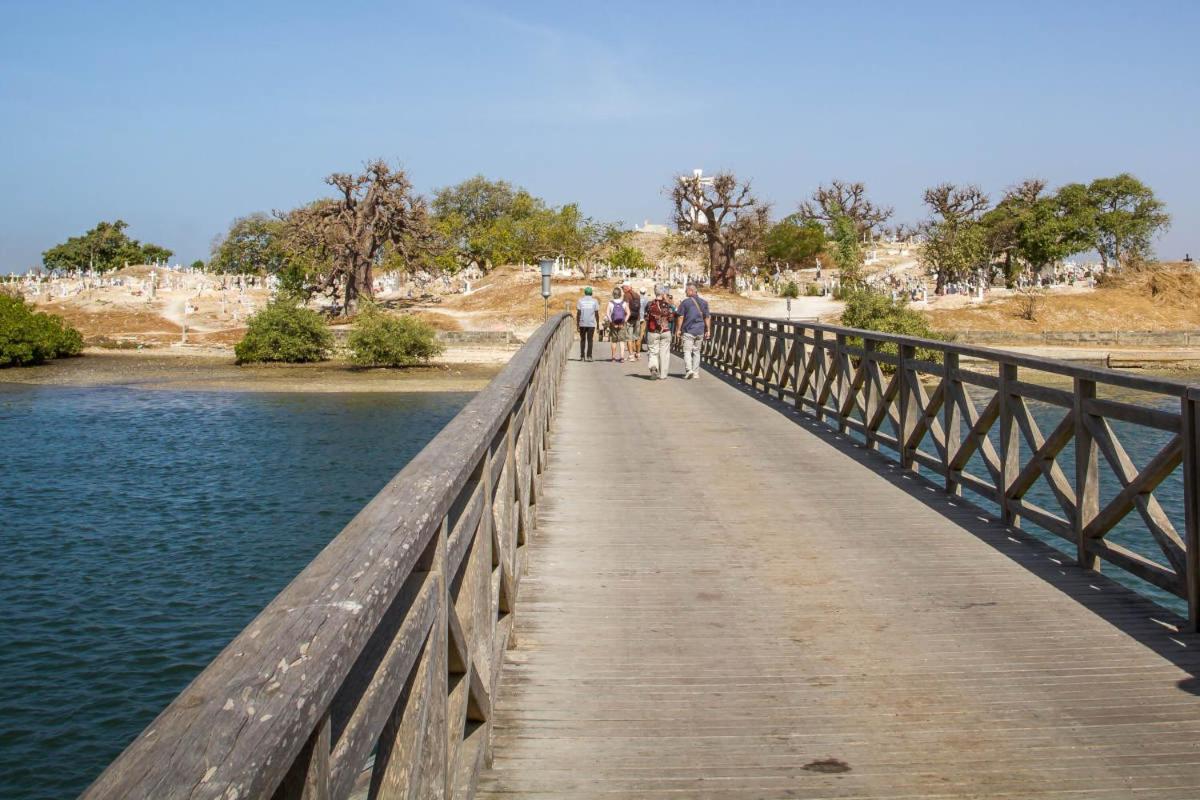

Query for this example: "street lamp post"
[539,258,553,320]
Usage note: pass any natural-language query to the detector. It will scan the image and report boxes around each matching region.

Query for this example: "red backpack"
[646,300,672,332]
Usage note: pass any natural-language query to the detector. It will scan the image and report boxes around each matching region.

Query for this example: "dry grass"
[439,266,624,327]
[924,262,1200,334]
[192,328,248,346]
[42,302,183,337]
[409,311,462,331]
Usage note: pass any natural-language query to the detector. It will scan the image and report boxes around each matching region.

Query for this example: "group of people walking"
[575,283,711,380]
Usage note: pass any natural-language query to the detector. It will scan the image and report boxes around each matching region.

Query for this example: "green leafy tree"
[190,259,205,270]
[431,176,612,269]
[763,216,825,268]
[982,180,1096,286]
[920,184,990,293]
[607,244,651,272]
[0,293,83,366]
[210,213,290,274]
[839,290,944,363]
[829,206,864,286]
[42,220,173,273]
[1018,183,1095,274]
[980,180,1043,286]
[541,203,611,264]
[141,244,173,264]
[432,176,538,268]
[347,305,443,367]
[234,299,333,364]
[1086,173,1170,269]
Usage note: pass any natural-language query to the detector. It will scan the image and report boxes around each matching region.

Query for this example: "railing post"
[1183,390,1200,632]
[756,319,767,389]
[943,351,961,496]
[898,343,916,469]
[793,326,805,410]
[864,339,879,452]
[1073,378,1100,571]
[813,329,826,422]
[835,333,848,433]
[999,362,1020,527]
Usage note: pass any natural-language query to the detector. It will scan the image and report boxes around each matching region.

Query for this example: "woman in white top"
[605,286,630,363]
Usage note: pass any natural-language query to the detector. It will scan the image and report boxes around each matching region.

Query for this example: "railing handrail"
[717,313,1199,399]
[83,312,575,799]
[705,312,1200,631]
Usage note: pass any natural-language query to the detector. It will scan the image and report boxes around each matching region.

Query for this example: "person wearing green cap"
[575,286,599,361]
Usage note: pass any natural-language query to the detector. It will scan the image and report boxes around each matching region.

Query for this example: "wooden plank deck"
[478,351,1200,799]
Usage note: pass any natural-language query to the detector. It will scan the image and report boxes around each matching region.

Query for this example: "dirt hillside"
[924,262,1200,334]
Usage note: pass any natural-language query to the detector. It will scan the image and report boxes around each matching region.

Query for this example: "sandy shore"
[961,345,1200,373]
[0,349,505,392]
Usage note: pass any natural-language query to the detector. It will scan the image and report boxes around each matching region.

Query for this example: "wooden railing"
[83,313,575,800]
[705,313,1200,630]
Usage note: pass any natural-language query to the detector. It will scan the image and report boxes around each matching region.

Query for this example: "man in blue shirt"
[673,284,710,379]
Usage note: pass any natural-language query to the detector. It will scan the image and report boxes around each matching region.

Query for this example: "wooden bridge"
[84,313,1200,799]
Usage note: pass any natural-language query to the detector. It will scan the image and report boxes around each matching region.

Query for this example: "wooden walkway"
[478,351,1200,798]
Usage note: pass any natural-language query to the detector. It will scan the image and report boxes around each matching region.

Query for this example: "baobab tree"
[798,180,893,240]
[284,160,433,313]
[670,171,768,289]
[920,183,991,294]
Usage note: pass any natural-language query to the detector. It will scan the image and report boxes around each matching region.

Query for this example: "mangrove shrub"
[0,293,83,367]
[839,290,945,363]
[234,300,332,364]
[347,306,443,367]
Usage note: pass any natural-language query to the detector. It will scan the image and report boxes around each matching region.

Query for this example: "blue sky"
[1,0,1196,271]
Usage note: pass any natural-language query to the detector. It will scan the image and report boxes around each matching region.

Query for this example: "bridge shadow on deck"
[702,361,1200,690]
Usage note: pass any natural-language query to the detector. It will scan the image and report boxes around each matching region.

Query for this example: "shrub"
[839,290,945,364]
[234,299,332,364]
[804,283,822,297]
[347,305,443,367]
[779,280,800,299]
[0,294,84,367]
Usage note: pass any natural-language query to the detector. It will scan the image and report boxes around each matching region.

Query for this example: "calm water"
[0,385,472,800]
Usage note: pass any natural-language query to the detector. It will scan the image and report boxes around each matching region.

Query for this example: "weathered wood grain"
[480,342,1200,799]
[82,314,574,800]
[704,313,1199,629]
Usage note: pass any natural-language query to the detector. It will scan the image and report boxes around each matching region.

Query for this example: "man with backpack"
[622,282,641,361]
[644,285,674,379]
[673,284,710,380]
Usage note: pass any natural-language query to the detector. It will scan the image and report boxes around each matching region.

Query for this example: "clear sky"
[1,0,1196,271]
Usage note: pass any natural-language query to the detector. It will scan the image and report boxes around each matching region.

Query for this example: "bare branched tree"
[923,183,990,220]
[1006,178,1047,205]
[670,171,767,289]
[283,160,433,313]
[798,180,894,239]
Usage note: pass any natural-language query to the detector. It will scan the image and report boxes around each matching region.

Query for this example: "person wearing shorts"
[606,286,630,362]
[622,282,641,361]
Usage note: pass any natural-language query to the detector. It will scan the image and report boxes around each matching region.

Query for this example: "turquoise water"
[0,385,472,800]
[888,381,1192,615]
